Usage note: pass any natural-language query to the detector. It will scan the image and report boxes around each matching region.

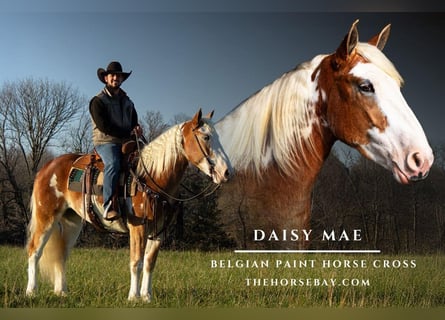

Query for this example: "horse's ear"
[336,19,359,61]
[368,24,391,51]
[192,108,203,128]
[204,110,214,119]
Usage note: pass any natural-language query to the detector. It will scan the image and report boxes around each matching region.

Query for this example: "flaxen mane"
[218,54,326,176]
[137,124,184,179]
[136,119,215,179]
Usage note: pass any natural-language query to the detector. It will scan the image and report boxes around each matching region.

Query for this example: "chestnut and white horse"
[216,20,434,248]
[26,109,232,301]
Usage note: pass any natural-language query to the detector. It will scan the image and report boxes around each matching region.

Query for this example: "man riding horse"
[89,61,143,221]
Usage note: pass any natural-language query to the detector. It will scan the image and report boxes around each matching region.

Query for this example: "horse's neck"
[138,126,188,191]
[216,110,335,180]
[139,153,188,192]
[216,57,337,177]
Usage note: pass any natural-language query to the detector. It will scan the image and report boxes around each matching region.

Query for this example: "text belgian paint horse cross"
[216,20,434,248]
[26,109,232,301]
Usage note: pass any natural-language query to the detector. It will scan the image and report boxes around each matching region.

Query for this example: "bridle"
[192,125,216,177]
[131,125,220,203]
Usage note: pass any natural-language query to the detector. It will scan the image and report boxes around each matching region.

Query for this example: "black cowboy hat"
[97,61,132,84]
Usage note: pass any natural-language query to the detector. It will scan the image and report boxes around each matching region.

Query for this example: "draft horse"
[216,20,434,248]
[26,109,232,301]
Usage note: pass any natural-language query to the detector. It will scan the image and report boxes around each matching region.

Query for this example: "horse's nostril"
[413,152,422,167]
[407,152,424,170]
[224,169,230,179]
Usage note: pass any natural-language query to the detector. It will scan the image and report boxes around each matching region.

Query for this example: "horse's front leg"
[140,236,162,302]
[127,224,146,301]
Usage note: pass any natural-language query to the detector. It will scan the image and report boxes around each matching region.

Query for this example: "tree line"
[310,147,445,253]
[0,78,444,253]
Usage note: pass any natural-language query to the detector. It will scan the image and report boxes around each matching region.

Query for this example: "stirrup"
[103,202,120,221]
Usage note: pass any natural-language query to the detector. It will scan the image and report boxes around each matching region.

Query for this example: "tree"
[0,78,84,177]
[310,147,445,254]
[140,110,169,142]
[169,112,189,126]
[0,78,84,242]
[59,107,93,154]
[165,166,235,250]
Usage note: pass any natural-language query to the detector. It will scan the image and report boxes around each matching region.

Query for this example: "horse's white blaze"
[211,136,232,183]
[192,122,231,184]
[351,61,434,182]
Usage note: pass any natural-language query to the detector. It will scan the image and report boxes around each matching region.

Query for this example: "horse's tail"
[38,221,66,284]
[26,190,59,283]
[26,191,37,252]
[27,189,83,285]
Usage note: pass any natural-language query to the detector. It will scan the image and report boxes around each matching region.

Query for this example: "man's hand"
[133,125,143,137]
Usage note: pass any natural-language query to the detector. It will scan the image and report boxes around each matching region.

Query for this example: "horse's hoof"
[25,289,35,297]
[55,290,68,297]
[128,294,139,302]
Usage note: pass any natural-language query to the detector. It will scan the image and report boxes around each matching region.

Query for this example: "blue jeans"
[95,143,122,207]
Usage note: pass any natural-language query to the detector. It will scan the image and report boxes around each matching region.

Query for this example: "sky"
[0,1,443,146]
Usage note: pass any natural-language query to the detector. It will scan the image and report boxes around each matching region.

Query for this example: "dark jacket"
[89,87,138,146]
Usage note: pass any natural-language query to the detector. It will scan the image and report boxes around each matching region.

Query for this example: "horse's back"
[39,153,83,170]
[34,153,84,191]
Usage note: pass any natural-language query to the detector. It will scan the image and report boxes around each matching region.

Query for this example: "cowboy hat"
[97,61,132,84]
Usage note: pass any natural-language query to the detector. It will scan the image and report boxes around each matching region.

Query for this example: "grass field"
[1,245,445,308]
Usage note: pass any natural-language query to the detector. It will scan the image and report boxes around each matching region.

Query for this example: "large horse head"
[181,109,233,184]
[317,20,434,184]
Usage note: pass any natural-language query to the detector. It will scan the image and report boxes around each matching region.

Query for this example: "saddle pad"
[68,167,137,197]
[68,167,103,195]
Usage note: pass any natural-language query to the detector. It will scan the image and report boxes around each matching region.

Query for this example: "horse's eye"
[202,135,210,142]
[358,81,374,94]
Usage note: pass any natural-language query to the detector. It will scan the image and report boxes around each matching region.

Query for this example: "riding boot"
[104,201,121,221]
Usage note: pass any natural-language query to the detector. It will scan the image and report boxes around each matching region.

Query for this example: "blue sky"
[0,2,443,144]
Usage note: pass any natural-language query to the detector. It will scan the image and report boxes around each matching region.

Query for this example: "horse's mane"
[136,124,184,179]
[218,54,327,176]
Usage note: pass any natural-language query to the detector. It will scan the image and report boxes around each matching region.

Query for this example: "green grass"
[1,245,445,307]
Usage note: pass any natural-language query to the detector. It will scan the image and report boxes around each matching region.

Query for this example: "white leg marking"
[140,238,161,302]
[26,253,38,296]
[128,260,142,301]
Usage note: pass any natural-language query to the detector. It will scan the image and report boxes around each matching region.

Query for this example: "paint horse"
[26,109,232,301]
[216,20,434,249]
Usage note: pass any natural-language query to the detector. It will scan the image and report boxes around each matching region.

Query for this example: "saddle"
[68,145,138,197]
[67,141,140,231]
